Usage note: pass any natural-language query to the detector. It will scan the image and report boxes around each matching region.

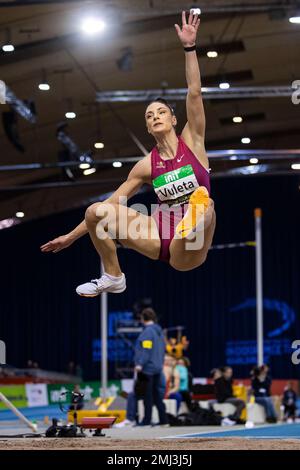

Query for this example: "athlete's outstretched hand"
[174,10,200,47]
[40,234,74,253]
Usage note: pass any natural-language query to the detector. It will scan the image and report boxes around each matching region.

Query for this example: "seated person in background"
[250,364,277,423]
[183,357,194,394]
[208,368,222,408]
[175,357,193,411]
[163,354,182,412]
[211,368,222,381]
[214,366,245,424]
[282,381,298,422]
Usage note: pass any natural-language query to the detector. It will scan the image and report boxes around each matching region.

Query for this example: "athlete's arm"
[40,155,151,253]
[175,11,209,169]
[106,155,151,204]
[40,222,87,253]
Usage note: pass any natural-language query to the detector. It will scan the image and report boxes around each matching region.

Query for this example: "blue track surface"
[174,423,300,439]
[0,405,64,422]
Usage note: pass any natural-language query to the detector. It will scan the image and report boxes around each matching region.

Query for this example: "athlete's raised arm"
[175,11,208,169]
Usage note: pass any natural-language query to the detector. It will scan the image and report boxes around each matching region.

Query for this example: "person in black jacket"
[134,308,168,426]
[282,381,298,422]
[250,364,277,423]
[214,366,245,422]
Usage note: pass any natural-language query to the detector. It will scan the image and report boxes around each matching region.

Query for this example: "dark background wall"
[1,175,299,380]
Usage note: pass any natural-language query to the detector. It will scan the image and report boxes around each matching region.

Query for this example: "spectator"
[251,364,277,423]
[165,336,189,359]
[282,381,297,422]
[211,368,222,381]
[214,366,245,423]
[134,308,168,426]
[176,358,193,411]
[183,357,194,393]
[163,354,182,412]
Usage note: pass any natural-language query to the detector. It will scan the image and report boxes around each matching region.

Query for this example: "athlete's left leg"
[169,206,216,271]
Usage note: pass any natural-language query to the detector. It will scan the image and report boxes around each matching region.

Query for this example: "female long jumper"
[41,11,216,297]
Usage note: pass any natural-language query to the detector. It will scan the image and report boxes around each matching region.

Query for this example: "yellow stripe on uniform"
[142,340,153,349]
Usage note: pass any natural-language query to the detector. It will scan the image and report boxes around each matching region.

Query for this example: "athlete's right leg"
[85,201,161,263]
[76,201,161,297]
[85,202,122,277]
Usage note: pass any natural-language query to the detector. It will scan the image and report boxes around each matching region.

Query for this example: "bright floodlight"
[289,15,300,24]
[241,137,251,144]
[190,8,201,15]
[113,161,122,168]
[291,163,300,170]
[230,155,238,161]
[83,167,96,176]
[219,82,230,90]
[81,18,106,35]
[38,83,50,91]
[233,116,243,123]
[94,142,104,149]
[65,111,76,119]
[2,44,14,52]
[16,211,25,218]
[79,163,91,170]
[250,157,258,164]
[207,50,218,58]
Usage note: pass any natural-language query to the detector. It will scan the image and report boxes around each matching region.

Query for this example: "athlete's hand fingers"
[174,24,181,35]
[41,241,59,252]
[41,246,54,252]
[40,242,51,249]
[40,244,53,251]
[182,11,186,26]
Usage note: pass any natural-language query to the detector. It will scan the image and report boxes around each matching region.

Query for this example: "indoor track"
[1,408,300,450]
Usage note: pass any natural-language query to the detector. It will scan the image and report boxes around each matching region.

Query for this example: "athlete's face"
[145,102,177,136]
[223,367,233,379]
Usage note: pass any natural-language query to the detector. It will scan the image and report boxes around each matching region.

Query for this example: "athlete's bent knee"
[85,202,118,224]
[85,203,99,223]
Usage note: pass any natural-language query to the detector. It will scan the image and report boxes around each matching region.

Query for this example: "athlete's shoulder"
[136,153,152,169]
[180,131,209,171]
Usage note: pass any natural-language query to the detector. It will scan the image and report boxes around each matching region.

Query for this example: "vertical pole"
[101,263,108,398]
[254,208,264,366]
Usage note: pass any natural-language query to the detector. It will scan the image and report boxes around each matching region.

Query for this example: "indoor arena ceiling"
[0,0,300,223]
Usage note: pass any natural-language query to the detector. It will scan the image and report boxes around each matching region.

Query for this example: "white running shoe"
[114,419,135,428]
[221,417,236,426]
[76,273,126,297]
